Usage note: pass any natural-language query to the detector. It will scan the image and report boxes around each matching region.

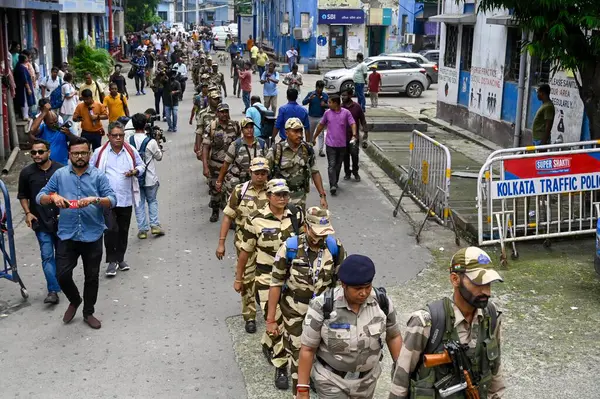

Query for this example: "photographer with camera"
[128,113,165,239]
[29,101,78,165]
[172,55,188,101]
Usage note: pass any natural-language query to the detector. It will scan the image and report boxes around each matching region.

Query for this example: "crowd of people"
[12,29,505,399]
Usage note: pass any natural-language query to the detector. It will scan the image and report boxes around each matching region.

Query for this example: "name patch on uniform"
[329,323,350,329]
[243,195,255,201]
[262,228,277,234]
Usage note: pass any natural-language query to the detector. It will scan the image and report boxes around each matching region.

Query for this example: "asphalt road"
[0,63,430,399]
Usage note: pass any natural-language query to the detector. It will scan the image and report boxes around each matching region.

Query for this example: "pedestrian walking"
[104,83,130,123]
[283,64,303,95]
[353,53,368,112]
[18,139,64,305]
[152,67,167,121]
[273,88,310,141]
[216,157,270,334]
[312,95,357,196]
[172,56,189,100]
[190,82,210,126]
[260,62,280,113]
[302,80,329,152]
[162,70,182,132]
[250,42,259,74]
[131,48,148,95]
[256,47,269,79]
[238,62,252,112]
[231,51,244,97]
[128,113,165,239]
[13,54,35,121]
[40,67,62,100]
[194,90,221,157]
[342,89,368,182]
[36,137,117,329]
[79,72,106,104]
[286,46,298,70]
[297,255,402,398]
[109,64,129,98]
[267,207,345,394]
[90,122,145,277]
[268,118,328,211]
[210,63,227,98]
[532,83,555,145]
[368,64,382,108]
[73,89,109,150]
[60,73,78,123]
[246,96,268,139]
[234,179,303,390]
[389,247,505,399]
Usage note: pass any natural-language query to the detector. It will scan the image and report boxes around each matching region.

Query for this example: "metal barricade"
[394,130,459,244]
[477,148,600,265]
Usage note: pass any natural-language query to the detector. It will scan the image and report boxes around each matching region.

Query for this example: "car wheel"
[406,81,424,98]
[340,81,354,94]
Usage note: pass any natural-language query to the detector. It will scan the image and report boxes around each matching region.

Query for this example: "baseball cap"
[338,255,375,286]
[240,117,255,128]
[249,157,270,172]
[285,117,303,130]
[266,179,290,193]
[217,103,230,112]
[305,207,335,236]
[450,247,504,286]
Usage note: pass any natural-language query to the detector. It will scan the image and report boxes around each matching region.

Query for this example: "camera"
[146,114,161,125]
[61,120,73,129]
[145,124,166,149]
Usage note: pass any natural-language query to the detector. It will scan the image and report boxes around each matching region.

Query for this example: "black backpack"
[253,104,275,139]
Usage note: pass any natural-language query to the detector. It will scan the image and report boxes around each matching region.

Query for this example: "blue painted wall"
[397,0,416,52]
[458,71,471,107]
[500,81,518,123]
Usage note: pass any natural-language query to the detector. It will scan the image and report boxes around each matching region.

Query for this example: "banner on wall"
[549,70,584,143]
[319,0,360,8]
[468,66,504,120]
[438,66,459,105]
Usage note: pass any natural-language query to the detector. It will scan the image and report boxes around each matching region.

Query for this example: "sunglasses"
[30,150,47,155]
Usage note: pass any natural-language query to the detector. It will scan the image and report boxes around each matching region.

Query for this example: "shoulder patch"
[408,309,432,327]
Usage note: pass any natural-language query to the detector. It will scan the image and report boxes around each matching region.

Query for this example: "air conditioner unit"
[404,33,416,45]
[280,22,289,35]
[293,28,311,40]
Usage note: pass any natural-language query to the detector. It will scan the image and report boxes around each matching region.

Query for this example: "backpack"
[253,105,275,139]
[285,235,339,265]
[128,135,152,186]
[323,286,389,320]
[272,142,315,191]
[49,78,64,109]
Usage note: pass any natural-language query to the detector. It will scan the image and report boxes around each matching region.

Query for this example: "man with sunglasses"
[29,101,78,165]
[91,123,145,277]
[18,139,65,305]
[36,137,117,329]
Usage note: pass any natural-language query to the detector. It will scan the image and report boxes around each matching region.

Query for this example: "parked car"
[323,56,429,98]
[386,52,438,85]
[212,26,232,49]
[228,23,238,38]
[419,49,440,63]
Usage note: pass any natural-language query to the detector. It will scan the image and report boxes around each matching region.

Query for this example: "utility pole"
[435,0,441,49]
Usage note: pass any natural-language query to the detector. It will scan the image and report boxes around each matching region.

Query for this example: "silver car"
[386,52,438,85]
[323,56,429,98]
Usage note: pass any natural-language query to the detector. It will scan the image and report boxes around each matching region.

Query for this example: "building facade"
[435,0,588,147]
[173,0,232,28]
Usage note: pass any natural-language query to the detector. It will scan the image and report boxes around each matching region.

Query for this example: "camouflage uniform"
[223,174,269,322]
[301,286,402,398]
[202,116,241,210]
[267,140,318,211]
[223,137,267,193]
[210,70,225,94]
[271,232,345,393]
[192,58,201,86]
[240,190,304,369]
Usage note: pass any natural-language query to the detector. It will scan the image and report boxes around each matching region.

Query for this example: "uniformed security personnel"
[192,55,201,87]
[216,157,270,334]
[202,103,241,222]
[267,207,346,394]
[210,63,227,97]
[267,117,328,211]
[216,117,267,194]
[194,90,221,158]
[297,255,402,399]
[389,247,505,399]
[204,56,214,75]
[234,179,304,390]
[189,81,209,126]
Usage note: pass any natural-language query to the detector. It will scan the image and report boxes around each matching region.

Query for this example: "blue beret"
[338,254,375,286]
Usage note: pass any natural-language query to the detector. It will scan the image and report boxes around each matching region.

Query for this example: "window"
[158,11,167,21]
[444,25,459,68]
[206,12,214,22]
[504,28,522,81]
[531,57,551,85]
[301,13,310,29]
[389,60,409,69]
[401,15,408,37]
[374,61,390,70]
[460,25,474,71]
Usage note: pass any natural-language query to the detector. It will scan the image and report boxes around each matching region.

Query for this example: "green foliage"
[71,42,114,83]
[126,0,161,31]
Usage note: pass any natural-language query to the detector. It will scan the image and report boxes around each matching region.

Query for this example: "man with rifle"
[389,247,505,399]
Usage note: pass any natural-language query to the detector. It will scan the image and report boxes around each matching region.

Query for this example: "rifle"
[423,341,480,399]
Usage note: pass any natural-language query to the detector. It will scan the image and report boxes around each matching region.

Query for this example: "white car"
[323,56,429,98]
[212,26,232,49]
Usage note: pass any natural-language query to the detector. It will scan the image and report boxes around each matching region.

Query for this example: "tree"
[478,0,600,139]
[126,0,161,31]
[71,42,114,83]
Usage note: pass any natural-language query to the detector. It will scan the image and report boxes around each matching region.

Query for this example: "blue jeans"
[134,183,160,232]
[35,231,61,293]
[242,91,251,112]
[164,106,178,131]
[258,66,265,79]
[354,83,366,112]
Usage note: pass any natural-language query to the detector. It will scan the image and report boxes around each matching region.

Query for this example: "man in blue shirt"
[273,88,310,141]
[260,62,280,112]
[37,137,117,330]
[302,80,329,156]
[29,101,78,165]
[246,95,267,138]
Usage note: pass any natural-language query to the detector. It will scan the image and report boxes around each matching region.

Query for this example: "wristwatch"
[94,197,101,205]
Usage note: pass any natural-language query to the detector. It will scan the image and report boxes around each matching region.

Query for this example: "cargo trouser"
[280,292,311,394]
[235,232,258,321]
[255,264,286,368]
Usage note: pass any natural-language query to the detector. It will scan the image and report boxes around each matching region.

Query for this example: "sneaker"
[330,186,338,196]
[141,90,146,95]
[151,225,165,236]
[44,291,60,305]
[172,128,177,133]
[136,91,140,96]
[319,151,325,157]
[343,174,351,181]
[138,231,148,239]
[245,320,257,334]
[162,116,167,122]
[354,173,361,182]
[105,262,118,277]
[362,140,368,149]
[274,367,289,390]
[117,261,130,271]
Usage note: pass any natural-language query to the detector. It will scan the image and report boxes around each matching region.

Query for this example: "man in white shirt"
[128,113,165,239]
[172,56,188,100]
[40,67,62,100]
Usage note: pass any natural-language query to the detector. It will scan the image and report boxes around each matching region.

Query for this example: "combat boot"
[210,208,219,223]
[274,366,289,390]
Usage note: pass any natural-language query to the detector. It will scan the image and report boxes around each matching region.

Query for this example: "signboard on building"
[492,153,600,199]
[318,9,364,24]
[468,66,504,120]
[319,0,360,9]
[438,66,459,105]
[368,8,392,26]
[549,70,584,143]
[59,0,104,14]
